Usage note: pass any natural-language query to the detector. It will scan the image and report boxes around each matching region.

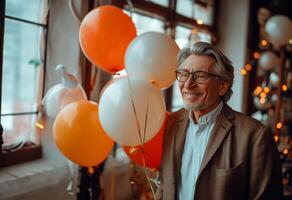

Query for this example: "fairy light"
[197,19,203,25]
[283,148,289,155]
[245,64,252,71]
[276,122,282,129]
[263,86,270,93]
[35,122,44,129]
[260,39,268,46]
[254,86,262,96]
[253,52,260,59]
[260,92,266,98]
[282,84,288,91]
[260,97,266,104]
[274,135,279,142]
[240,69,247,75]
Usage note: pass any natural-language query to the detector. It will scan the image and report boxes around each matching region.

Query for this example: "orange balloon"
[123,112,169,169]
[53,100,114,167]
[79,5,137,73]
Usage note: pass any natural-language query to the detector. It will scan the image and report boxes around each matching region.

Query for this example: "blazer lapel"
[173,109,189,187]
[198,103,234,176]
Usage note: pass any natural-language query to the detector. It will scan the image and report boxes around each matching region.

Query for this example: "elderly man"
[158,42,283,200]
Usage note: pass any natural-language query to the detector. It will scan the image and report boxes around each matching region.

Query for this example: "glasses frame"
[175,70,222,84]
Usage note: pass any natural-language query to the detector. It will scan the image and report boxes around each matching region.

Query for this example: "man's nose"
[184,74,196,88]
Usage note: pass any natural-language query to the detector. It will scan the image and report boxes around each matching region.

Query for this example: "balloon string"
[124,72,156,199]
[142,103,149,146]
[141,154,157,200]
[125,75,144,145]
[141,107,156,200]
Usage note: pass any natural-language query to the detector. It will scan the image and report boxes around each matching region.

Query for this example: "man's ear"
[219,80,229,96]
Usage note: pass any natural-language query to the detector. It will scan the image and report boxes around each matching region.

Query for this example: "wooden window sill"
[0,144,42,167]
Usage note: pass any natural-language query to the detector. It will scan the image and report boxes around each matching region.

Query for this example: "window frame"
[0,0,49,167]
[112,0,218,42]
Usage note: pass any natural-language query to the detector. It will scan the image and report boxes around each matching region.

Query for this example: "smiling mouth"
[183,92,202,97]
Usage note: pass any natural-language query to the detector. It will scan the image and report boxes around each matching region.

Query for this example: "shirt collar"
[189,101,223,125]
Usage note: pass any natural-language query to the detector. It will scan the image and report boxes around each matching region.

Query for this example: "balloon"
[43,65,87,118]
[265,15,292,47]
[125,32,180,89]
[79,5,137,73]
[53,100,114,167]
[99,77,166,146]
[44,84,87,118]
[258,51,279,71]
[123,112,168,169]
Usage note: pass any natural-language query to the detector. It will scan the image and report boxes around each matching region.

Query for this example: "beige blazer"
[159,103,283,200]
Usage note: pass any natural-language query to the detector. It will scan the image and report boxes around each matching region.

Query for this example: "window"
[130,12,165,34]
[176,0,214,26]
[0,0,49,166]
[149,0,168,7]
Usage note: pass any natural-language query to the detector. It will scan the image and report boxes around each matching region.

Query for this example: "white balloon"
[258,51,279,71]
[265,15,292,46]
[43,65,87,118]
[44,84,63,118]
[125,32,180,89]
[44,84,87,118]
[98,77,166,146]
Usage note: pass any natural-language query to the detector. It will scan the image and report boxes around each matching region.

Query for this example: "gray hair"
[177,42,234,102]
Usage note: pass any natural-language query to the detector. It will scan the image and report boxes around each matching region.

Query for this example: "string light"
[260,92,266,98]
[240,69,247,75]
[35,122,44,129]
[260,39,268,46]
[196,19,203,25]
[253,86,262,95]
[263,86,270,93]
[282,84,288,91]
[253,52,260,59]
[245,64,252,71]
[260,97,266,104]
[256,86,262,93]
[274,135,279,142]
[283,148,289,155]
[276,122,282,129]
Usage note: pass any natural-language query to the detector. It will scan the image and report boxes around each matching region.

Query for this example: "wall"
[217,0,250,112]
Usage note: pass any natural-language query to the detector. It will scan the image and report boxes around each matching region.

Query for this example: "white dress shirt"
[178,101,223,200]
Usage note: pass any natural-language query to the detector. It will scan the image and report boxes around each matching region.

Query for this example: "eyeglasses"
[175,70,222,84]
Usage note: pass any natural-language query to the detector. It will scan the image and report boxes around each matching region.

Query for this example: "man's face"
[178,54,228,114]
